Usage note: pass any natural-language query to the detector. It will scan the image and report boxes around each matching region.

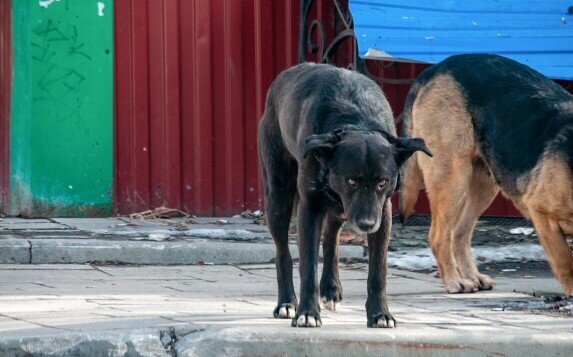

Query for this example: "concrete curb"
[176,326,573,357]
[0,329,167,356]
[0,239,30,263]
[4,325,570,357]
[7,239,365,265]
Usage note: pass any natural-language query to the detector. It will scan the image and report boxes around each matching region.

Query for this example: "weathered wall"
[114,0,299,216]
[113,0,525,217]
[0,0,11,214]
[9,0,113,217]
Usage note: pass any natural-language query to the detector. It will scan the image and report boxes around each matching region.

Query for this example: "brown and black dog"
[400,54,573,296]
[258,63,431,327]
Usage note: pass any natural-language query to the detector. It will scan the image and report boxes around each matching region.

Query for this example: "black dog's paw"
[273,303,296,319]
[320,281,343,312]
[367,312,397,328]
[320,297,340,312]
[292,309,322,327]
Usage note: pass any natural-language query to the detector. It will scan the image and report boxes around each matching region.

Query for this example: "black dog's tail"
[397,79,425,226]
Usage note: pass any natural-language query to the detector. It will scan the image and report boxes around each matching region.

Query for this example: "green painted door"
[10,0,113,216]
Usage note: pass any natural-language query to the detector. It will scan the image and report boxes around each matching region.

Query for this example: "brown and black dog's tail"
[397,80,424,226]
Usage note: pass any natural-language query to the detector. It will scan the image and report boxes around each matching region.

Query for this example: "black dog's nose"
[357,219,376,232]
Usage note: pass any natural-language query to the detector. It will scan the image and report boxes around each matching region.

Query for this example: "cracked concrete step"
[176,326,573,357]
[1,324,570,357]
[0,239,30,263]
[1,239,364,265]
[0,329,169,356]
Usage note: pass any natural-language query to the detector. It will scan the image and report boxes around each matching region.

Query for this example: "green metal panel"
[10,0,113,217]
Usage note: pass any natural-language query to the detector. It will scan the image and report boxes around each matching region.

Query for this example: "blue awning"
[349,0,573,80]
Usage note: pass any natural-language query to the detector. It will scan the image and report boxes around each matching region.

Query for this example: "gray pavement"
[0,217,571,356]
[0,263,570,356]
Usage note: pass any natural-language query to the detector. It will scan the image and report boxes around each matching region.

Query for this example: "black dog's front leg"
[366,198,396,328]
[292,198,324,327]
[320,211,344,311]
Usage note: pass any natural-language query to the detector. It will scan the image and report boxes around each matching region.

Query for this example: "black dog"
[257,63,431,328]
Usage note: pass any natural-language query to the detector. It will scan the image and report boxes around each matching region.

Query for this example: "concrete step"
[0,238,364,265]
[0,264,569,356]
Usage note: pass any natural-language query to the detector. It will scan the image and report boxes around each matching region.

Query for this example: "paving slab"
[0,264,570,356]
[0,221,67,231]
[51,218,125,232]
[52,217,272,238]
[495,276,563,295]
[0,218,53,226]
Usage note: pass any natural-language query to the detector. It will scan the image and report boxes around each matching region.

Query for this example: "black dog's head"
[304,127,432,234]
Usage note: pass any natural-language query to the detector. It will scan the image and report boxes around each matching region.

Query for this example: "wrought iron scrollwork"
[299,0,415,85]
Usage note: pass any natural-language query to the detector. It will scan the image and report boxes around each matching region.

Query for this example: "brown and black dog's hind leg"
[530,212,573,297]
[452,160,498,290]
[425,158,479,293]
[412,74,485,293]
[320,211,344,311]
[258,113,298,319]
[521,156,573,296]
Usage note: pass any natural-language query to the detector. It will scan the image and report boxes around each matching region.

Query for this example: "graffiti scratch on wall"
[10,0,113,217]
[31,19,91,121]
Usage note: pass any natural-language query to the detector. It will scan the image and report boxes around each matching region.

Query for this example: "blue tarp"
[349,0,573,80]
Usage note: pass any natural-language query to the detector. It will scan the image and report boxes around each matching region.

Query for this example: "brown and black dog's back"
[399,54,573,296]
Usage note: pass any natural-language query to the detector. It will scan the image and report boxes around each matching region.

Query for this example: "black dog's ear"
[303,132,340,165]
[394,137,432,166]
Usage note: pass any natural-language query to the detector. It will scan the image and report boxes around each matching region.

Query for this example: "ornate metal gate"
[297,0,523,216]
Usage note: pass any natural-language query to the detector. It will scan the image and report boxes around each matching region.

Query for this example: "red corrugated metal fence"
[114,0,299,216]
[114,0,525,217]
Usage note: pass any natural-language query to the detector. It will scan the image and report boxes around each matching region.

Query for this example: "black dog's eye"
[376,179,388,191]
[347,178,357,187]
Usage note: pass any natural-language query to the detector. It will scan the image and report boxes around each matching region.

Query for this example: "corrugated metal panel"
[114,0,540,217]
[348,2,573,217]
[114,0,299,216]
[349,0,573,79]
[0,0,10,213]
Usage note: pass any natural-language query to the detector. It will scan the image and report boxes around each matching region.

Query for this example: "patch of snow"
[148,233,171,241]
[509,227,534,235]
[184,229,267,241]
[388,243,545,271]
[93,228,174,236]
